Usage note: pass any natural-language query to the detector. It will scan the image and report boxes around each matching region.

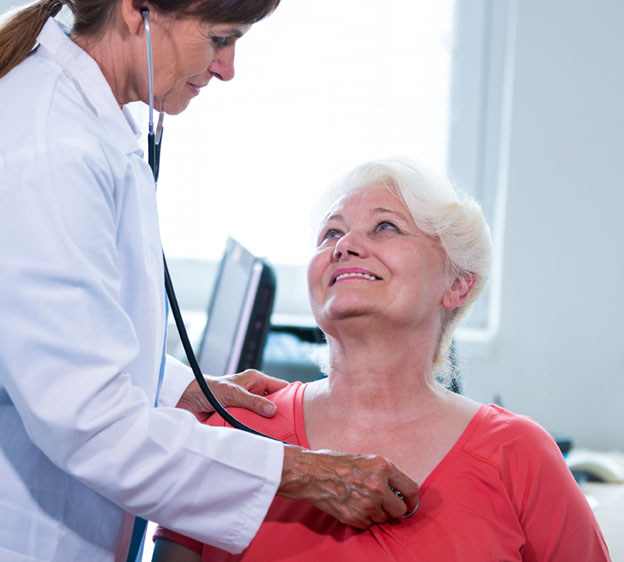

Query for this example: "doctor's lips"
[330,268,382,285]
[186,81,207,95]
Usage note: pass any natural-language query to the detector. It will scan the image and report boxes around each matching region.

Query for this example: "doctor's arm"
[0,144,285,553]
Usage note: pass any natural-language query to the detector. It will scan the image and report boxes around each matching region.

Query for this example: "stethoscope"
[140,8,418,517]
[141,8,267,438]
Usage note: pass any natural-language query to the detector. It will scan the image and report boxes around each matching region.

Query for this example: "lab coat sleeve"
[0,138,283,553]
[158,355,195,408]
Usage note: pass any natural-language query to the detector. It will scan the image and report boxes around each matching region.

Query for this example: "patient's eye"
[319,228,342,244]
[375,221,401,234]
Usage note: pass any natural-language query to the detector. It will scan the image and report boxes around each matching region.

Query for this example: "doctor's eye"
[211,36,232,49]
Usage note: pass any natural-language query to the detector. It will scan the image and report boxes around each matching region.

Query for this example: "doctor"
[0,0,419,560]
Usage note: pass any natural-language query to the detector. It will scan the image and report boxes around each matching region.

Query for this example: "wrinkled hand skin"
[176,369,288,423]
[278,444,420,528]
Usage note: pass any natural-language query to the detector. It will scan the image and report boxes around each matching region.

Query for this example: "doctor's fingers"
[338,456,420,525]
[388,471,420,516]
[175,376,278,422]
[222,369,289,398]
[278,445,420,528]
[203,371,288,418]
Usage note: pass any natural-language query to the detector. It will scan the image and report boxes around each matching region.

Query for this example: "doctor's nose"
[209,46,236,81]
[333,231,369,260]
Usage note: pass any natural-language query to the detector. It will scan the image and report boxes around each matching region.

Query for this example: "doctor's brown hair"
[0,0,280,79]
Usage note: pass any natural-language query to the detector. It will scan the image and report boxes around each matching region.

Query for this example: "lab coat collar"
[37,18,144,157]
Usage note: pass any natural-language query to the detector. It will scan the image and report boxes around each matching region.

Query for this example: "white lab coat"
[0,18,283,562]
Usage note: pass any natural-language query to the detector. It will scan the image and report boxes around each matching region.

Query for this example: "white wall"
[459,0,624,450]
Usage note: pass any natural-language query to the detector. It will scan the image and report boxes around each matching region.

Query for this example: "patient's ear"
[442,271,477,310]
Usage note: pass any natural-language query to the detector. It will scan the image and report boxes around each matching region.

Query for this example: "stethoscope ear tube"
[142,8,163,184]
[147,112,164,183]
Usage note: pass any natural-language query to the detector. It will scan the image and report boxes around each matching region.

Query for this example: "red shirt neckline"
[292,381,487,491]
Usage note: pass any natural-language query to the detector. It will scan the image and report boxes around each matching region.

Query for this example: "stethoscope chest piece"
[390,486,420,518]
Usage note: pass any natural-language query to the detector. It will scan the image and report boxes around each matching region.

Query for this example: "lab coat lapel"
[36,17,143,158]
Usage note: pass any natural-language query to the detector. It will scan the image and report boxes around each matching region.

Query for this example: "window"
[156,0,455,265]
[447,0,517,339]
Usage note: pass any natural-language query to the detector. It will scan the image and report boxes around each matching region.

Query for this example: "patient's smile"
[331,268,381,285]
[335,272,378,282]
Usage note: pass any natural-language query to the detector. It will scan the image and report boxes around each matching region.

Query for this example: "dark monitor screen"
[197,238,276,376]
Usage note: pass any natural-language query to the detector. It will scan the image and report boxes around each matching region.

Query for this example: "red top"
[155,382,610,561]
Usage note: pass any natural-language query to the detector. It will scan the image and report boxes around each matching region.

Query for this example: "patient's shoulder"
[464,404,564,474]
[478,404,555,444]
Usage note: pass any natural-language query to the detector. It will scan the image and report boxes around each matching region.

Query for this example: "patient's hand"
[278,444,420,528]
[176,369,288,422]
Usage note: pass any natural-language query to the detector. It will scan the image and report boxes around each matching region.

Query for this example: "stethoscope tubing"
[163,257,273,438]
[141,9,268,438]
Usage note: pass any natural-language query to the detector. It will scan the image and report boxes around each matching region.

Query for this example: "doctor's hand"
[278,445,420,528]
[176,369,288,423]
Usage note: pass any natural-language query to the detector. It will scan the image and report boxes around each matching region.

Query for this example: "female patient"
[153,158,610,561]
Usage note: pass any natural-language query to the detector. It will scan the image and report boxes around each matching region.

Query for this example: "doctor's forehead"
[207,22,252,36]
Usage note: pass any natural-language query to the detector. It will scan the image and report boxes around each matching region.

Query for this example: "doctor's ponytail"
[0,1,68,79]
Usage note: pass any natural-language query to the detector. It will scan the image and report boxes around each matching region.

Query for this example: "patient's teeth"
[336,272,377,281]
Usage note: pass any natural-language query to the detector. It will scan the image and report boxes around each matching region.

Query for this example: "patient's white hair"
[312,157,493,379]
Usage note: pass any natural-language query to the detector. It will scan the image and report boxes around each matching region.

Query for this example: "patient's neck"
[319,324,444,418]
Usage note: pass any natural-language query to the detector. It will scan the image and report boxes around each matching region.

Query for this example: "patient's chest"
[304,397,481,486]
[200,452,525,562]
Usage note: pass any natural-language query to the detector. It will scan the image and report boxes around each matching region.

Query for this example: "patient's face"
[307,184,451,333]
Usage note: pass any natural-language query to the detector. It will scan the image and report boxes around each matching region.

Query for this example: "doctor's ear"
[442,271,477,310]
[120,0,151,33]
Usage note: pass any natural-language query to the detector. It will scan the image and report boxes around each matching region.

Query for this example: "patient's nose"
[333,231,368,260]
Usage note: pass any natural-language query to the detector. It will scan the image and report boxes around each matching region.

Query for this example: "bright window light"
[156,0,455,266]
